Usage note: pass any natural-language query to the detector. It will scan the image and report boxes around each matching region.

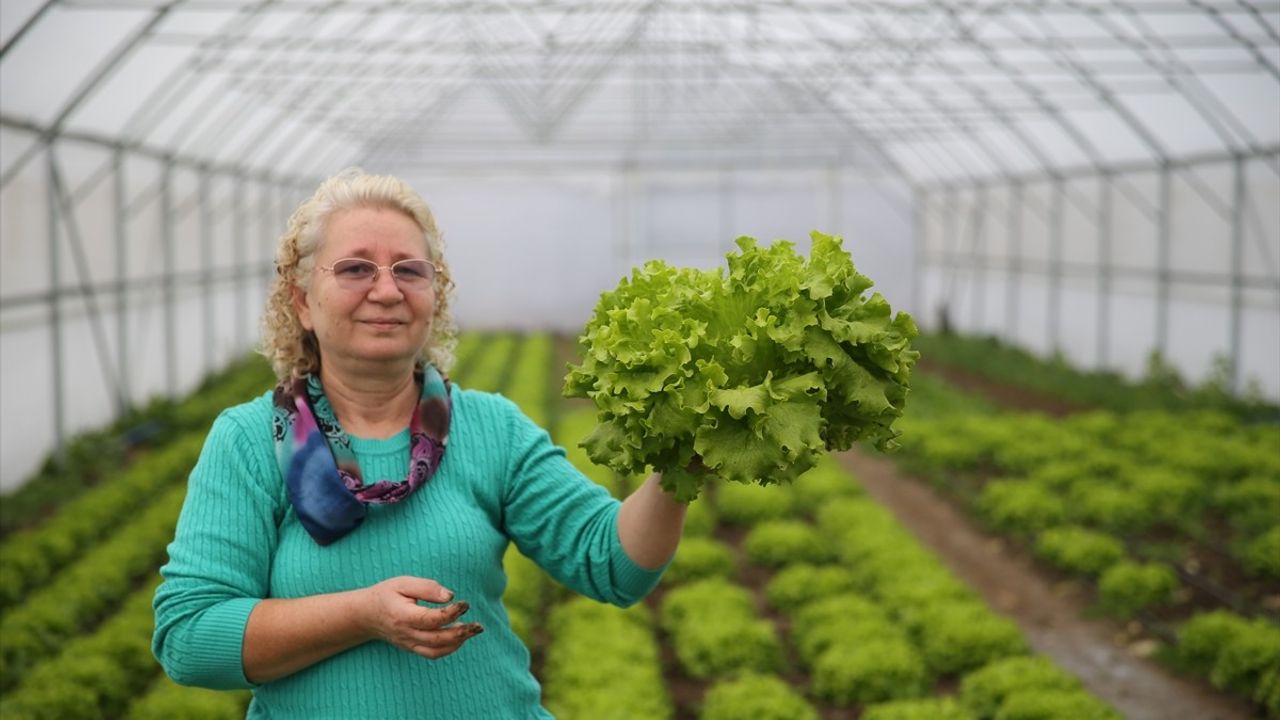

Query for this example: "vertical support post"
[972,184,988,332]
[1048,175,1064,353]
[1006,181,1023,341]
[46,145,66,460]
[1097,172,1114,370]
[161,159,176,390]
[942,187,959,332]
[260,177,274,335]
[233,174,247,349]
[719,164,733,249]
[634,169,646,273]
[113,146,129,411]
[826,163,842,237]
[910,188,925,322]
[200,167,214,375]
[1229,155,1246,394]
[613,167,630,282]
[1156,164,1171,357]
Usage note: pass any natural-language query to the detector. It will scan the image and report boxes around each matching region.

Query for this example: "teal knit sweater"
[152,386,666,719]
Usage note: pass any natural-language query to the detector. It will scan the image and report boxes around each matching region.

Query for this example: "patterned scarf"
[272,366,451,546]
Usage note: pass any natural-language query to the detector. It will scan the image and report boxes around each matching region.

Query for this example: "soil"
[839,447,1259,720]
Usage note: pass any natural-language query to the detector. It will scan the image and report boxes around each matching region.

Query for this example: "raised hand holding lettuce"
[565,231,919,502]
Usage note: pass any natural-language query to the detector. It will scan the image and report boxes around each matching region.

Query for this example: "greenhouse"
[1,1,1277,719]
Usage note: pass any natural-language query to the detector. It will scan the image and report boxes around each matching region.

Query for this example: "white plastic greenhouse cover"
[1,0,1278,489]
[3,0,1278,180]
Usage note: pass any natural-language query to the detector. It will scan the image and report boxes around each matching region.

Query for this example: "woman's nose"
[367,267,404,299]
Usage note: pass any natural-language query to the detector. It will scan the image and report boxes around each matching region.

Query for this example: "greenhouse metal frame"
[1,0,1278,485]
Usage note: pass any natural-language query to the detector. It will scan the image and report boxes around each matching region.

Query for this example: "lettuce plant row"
[661,536,735,586]
[447,333,485,379]
[125,674,251,720]
[453,332,519,393]
[0,578,162,720]
[802,497,1026,698]
[541,598,672,720]
[897,374,1280,714]
[503,334,553,430]
[0,483,187,691]
[659,578,783,680]
[713,458,1116,718]
[1177,610,1280,715]
[0,433,204,611]
[699,673,819,720]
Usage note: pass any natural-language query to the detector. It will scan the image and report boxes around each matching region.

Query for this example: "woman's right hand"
[362,576,484,660]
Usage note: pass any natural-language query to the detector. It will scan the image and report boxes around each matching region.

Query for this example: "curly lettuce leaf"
[565,231,918,501]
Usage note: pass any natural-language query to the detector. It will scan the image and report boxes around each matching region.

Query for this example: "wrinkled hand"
[362,576,484,660]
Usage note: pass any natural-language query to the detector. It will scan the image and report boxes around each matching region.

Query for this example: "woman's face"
[294,206,436,372]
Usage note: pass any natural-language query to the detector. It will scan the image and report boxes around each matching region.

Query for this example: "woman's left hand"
[360,576,485,660]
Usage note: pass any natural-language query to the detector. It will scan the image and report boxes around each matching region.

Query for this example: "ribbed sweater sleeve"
[494,395,666,606]
[152,403,281,689]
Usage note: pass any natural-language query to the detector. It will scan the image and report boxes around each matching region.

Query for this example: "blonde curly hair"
[260,168,457,380]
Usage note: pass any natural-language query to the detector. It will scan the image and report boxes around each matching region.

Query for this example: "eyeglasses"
[317,257,437,291]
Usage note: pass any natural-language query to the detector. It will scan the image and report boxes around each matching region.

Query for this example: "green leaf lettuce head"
[564,231,919,502]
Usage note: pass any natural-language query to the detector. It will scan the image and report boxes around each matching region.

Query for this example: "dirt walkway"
[840,448,1257,720]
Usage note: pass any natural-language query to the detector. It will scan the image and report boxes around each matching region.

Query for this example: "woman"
[152,168,687,719]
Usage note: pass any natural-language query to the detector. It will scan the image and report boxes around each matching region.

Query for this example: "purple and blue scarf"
[272,366,451,546]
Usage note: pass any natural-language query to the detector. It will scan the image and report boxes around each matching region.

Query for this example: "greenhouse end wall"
[412,167,914,334]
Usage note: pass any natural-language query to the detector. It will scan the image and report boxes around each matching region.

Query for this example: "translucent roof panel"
[1,0,1276,185]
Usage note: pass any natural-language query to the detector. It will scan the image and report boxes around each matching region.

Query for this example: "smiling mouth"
[362,320,405,329]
